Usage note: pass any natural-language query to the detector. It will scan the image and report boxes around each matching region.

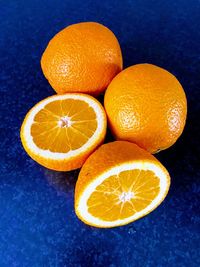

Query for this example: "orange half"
[20,94,107,171]
[75,141,170,228]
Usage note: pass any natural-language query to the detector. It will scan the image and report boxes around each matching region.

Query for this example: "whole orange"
[41,22,122,95]
[104,63,187,153]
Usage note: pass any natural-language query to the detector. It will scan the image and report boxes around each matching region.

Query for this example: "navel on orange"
[20,94,107,171]
[41,22,122,95]
[104,63,187,153]
[75,141,170,228]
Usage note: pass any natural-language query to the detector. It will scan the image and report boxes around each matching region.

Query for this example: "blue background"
[0,0,200,266]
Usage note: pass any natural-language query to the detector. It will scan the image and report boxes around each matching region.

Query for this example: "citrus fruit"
[104,63,187,153]
[20,94,107,171]
[75,141,170,228]
[41,22,122,95]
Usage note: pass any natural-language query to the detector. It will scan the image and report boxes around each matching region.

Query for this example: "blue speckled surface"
[0,0,200,266]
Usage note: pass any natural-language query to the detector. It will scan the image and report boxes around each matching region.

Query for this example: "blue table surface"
[0,0,200,266]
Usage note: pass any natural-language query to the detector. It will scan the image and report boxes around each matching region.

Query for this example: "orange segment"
[75,141,170,228]
[34,109,59,122]
[20,94,107,171]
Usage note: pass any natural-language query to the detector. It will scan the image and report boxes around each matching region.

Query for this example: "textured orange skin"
[104,64,187,153]
[20,94,107,171]
[75,141,170,227]
[41,22,123,95]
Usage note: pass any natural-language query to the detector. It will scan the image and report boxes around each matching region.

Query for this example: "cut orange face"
[20,94,107,171]
[75,141,170,228]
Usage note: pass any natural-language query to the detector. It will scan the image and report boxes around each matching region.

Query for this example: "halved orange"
[75,141,170,228]
[20,94,107,171]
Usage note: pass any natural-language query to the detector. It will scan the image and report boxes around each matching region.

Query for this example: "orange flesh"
[87,169,160,221]
[31,99,97,152]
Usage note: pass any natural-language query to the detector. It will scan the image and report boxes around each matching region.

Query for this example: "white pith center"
[58,116,72,128]
[119,191,134,203]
